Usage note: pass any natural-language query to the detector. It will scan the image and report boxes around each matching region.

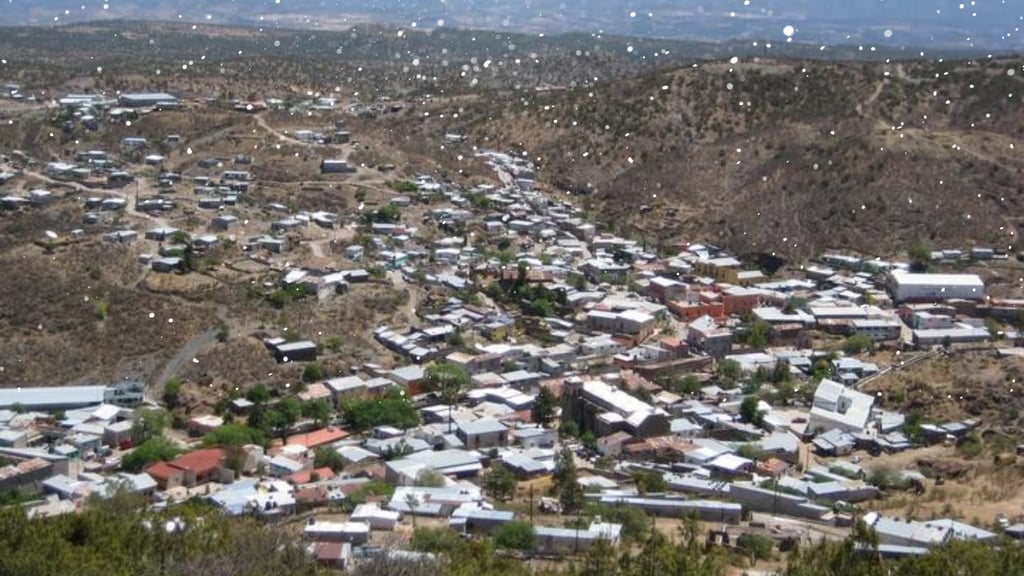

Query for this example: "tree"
[552,448,584,513]
[301,400,332,427]
[482,464,517,501]
[409,527,464,554]
[746,320,770,349]
[0,491,320,576]
[739,395,764,426]
[632,469,666,495]
[423,362,470,433]
[716,358,742,382]
[909,240,932,272]
[532,386,559,426]
[246,384,271,404]
[843,334,875,355]
[131,408,171,445]
[736,533,775,561]
[276,397,303,428]
[122,436,179,472]
[415,468,446,488]
[339,389,419,431]
[493,520,537,551]
[314,446,348,472]
[163,378,182,409]
[559,420,580,438]
[202,423,268,448]
[301,363,323,383]
[671,374,702,396]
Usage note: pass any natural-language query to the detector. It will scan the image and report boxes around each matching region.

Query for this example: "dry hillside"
[374,58,1024,259]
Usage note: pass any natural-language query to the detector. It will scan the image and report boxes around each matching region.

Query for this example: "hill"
[371,56,1024,260]
[6,0,1024,51]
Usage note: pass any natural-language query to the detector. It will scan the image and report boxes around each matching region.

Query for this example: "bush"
[736,533,775,560]
[410,527,463,553]
[493,521,537,551]
[843,334,875,355]
[121,437,179,472]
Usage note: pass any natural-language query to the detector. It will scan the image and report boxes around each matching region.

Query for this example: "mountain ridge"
[7,0,1023,51]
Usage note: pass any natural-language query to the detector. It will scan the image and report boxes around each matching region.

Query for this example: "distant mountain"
[7,0,1024,51]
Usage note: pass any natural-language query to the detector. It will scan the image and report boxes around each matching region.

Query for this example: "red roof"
[144,461,180,481]
[286,427,349,449]
[169,448,226,474]
[286,467,336,485]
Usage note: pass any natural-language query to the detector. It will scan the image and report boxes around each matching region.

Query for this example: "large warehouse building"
[888,271,985,303]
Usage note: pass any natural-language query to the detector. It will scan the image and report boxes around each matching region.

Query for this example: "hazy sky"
[6,0,1023,49]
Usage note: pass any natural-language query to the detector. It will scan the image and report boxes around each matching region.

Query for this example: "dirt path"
[150,326,220,401]
[856,79,887,116]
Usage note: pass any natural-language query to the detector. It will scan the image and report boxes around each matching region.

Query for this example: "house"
[312,542,352,569]
[144,448,231,489]
[187,415,224,437]
[807,379,875,435]
[321,159,354,173]
[455,418,508,450]
[273,341,318,363]
[562,377,670,438]
[350,502,401,530]
[534,522,623,554]
[118,92,179,108]
[450,506,515,535]
[151,257,183,273]
[888,271,985,303]
[385,450,484,484]
[686,315,732,358]
[285,427,349,450]
[304,520,370,545]
[211,215,239,230]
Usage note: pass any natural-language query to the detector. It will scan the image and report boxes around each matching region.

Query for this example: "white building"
[888,271,985,303]
[807,379,875,434]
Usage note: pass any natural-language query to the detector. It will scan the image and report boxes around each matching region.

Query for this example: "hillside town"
[3,86,1024,571]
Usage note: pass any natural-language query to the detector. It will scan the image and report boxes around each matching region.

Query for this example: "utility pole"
[529,484,534,525]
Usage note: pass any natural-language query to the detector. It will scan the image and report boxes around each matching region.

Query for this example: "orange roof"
[287,467,336,485]
[169,448,226,473]
[144,461,181,480]
[286,427,349,449]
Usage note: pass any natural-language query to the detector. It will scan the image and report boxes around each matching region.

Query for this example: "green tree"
[339,389,419,431]
[493,520,537,551]
[671,374,702,396]
[202,423,268,448]
[415,468,446,488]
[122,436,179,472]
[301,363,323,383]
[739,395,764,426]
[560,420,580,438]
[716,358,742,382]
[482,464,518,501]
[531,386,559,426]
[131,408,171,445]
[409,526,464,553]
[246,383,271,404]
[162,378,182,409]
[844,334,875,355]
[301,399,332,427]
[423,362,470,433]
[909,240,932,272]
[736,533,775,561]
[314,446,348,472]
[633,469,666,495]
[552,447,584,513]
[746,320,770,349]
